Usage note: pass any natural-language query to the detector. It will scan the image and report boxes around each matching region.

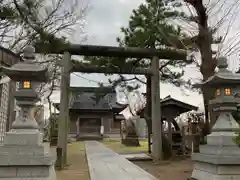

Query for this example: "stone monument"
[190,57,240,180]
[0,46,56,179]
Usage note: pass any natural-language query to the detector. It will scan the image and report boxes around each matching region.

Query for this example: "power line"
[72,73,110,85]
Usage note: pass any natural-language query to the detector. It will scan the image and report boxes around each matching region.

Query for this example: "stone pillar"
[76,116,80,136]
[151,56,162,161]
[0,46,56,180]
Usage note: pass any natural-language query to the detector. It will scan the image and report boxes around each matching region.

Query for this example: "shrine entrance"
[79,118,101,133]
[35,44,188,168]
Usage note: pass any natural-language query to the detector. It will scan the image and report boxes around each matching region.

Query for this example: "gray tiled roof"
[141,94,197,111]
[70,87,124,110]
[161,95,198,112]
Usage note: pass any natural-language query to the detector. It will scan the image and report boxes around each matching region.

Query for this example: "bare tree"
[173,0,240,134]
[1,0,88,49]
[1,0,88,120]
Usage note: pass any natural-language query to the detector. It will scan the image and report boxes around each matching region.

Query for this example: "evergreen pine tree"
[85,0,192,148]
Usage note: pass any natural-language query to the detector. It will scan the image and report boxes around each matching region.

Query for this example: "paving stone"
[121,153,152,161]
[85,141,157,180]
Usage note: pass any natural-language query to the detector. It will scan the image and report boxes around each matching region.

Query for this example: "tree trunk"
[201,87,214,135]
[145,75,152,153]
[122,119,140,147]
[199,26,217,136]
[185,0,218,135]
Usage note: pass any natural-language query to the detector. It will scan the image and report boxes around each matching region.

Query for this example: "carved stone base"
[191,161,240,180]
[0,129,56,180]
[190,111,240,180]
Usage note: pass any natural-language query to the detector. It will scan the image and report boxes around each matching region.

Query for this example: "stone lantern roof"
[202,57,240,86]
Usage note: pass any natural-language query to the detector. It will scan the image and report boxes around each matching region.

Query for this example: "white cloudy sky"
[46,0,240,117]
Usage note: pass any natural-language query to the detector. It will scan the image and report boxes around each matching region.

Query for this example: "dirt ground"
[134,157,193,180]
[52,140,148,180]
[105,140,193,180]
[52,143,90,180]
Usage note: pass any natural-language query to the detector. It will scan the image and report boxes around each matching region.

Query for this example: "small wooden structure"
[53,86,125,139]
[161,95,198,153]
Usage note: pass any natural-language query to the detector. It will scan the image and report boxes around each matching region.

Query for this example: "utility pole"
[57,51,71,168]
[151,56,163,161]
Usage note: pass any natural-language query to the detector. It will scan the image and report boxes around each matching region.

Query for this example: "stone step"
[108,129,121,134]
[76,134,103,141]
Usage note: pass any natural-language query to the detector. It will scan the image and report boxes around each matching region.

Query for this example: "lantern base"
[4,129,43,145]
[11,118,39,129]
[11,107,39,130]
[0,129,56,180]
[190,111,240,180]
[191,162,240,180]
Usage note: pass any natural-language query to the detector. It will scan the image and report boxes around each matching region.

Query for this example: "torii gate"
[35,44,188,168]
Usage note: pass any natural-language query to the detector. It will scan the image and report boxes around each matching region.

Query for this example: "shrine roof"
[160,95,198,113]
[54,86,125,111]
[53,88,198,113]
[141,93,198,113]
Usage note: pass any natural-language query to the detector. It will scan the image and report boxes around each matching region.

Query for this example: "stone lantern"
[0,46,56,180]
[190,57,240,180]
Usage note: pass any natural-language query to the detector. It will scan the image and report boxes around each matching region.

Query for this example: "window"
[225,88,231,95]
[216,88,220,96]
[23,81,31,89]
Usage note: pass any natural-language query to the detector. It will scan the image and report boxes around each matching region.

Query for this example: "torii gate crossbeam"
[35,43,188,168]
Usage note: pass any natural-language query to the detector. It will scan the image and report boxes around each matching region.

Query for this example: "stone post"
[57,51,71,168]
[191,122,200,153]
[76,116,80,136]
[151,56,163,161]
[0,46,56,180]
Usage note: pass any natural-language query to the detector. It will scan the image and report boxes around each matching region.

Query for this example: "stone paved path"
[85,141,158,180]
[121,153,152,161]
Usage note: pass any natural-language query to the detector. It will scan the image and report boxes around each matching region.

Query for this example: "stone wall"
[0,82,9,144]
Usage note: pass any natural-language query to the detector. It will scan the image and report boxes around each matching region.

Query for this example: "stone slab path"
[121,153,152,161]
[85,141,158,180]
